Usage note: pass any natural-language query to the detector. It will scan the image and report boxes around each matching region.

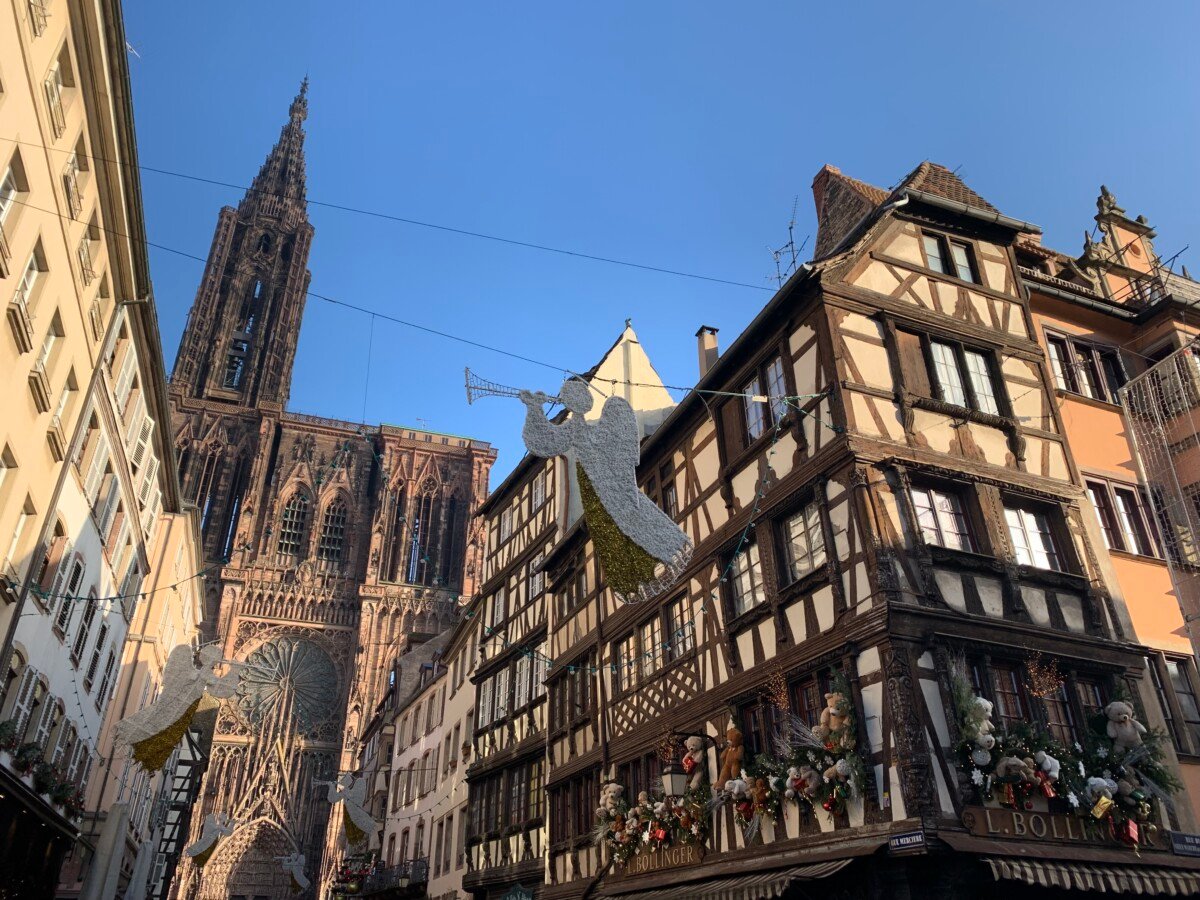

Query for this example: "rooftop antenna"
[770,197,808,287]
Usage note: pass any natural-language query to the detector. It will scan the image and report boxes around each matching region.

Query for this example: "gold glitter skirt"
[191,839,218,868]
[577,464,658,596]
[344,807,366,847]
[131,698,202,772]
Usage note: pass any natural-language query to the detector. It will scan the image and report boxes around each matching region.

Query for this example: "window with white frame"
[728,541,765,617]
[780,501,825,582]
[911,486,975,551]
[531,471,546,510]
[1004,503,1064,570]
[922,232,979,283]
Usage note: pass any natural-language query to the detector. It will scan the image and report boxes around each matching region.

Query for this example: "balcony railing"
[44,80,66,139]
[47,414,66,461]
[360,859,429,895]
[28,0,49,37]
[7,291,34,353]
[76,238,95,285]
[0,220,11,278]
[28,358,51,412]
[63,166,82,219]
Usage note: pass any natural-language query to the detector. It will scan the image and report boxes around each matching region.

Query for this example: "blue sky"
[124,1,1200,482]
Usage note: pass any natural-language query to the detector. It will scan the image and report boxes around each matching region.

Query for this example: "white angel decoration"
[317,774,378,848]
[276,852,310,893]
[117,644,240,771]
[184,813,236,867]
[520,379,693,602]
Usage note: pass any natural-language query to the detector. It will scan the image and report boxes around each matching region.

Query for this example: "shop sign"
[963,806,1161,851]
[624,843,703,876]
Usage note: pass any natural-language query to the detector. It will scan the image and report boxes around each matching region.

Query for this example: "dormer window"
[922,232,979,284]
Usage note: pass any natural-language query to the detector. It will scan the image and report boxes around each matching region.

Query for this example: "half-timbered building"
[535,163,1200,899]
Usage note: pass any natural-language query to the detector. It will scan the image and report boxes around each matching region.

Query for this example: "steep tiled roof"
[838,171,889,207]
[812,165,889,260]
[902,161,997,212]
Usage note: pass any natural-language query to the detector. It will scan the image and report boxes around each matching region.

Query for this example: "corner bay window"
[970,656,1107,747]
[1004,502,1063,570]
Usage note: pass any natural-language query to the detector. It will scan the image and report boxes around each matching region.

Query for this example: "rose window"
[236,637,338,733]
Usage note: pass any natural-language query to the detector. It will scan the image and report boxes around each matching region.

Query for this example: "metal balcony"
[28,0,49,37]
[47,414,66,461]
[7,291,34,353]
[28,358,51,412]
[44,84,66,139]
[357,859,429,896]
[0,220,11,278]
[63,168,82,219]
[76,239,95,285]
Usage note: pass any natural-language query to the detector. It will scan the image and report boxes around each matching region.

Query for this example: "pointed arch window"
[277,492,310,557]
[318,499,348,562]
[407,490,441,585]
[385,490,407,582]
[194,451,223,536]
[439,495,465,588]
[220,456,250,561]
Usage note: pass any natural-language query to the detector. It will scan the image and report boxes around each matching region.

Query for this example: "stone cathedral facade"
[167,83,495,899]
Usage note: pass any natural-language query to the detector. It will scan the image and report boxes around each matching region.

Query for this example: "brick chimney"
[811,164,841,229]
[696,326,719,378]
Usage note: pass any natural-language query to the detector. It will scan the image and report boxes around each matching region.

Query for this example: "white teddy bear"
[725,777,749,799]
[1034,750,1060,783]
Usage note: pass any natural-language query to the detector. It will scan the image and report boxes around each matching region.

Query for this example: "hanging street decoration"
[184,813,237,867]
[116,644,240,771]
[276,852,311,894]
[518,379,693,603]
[318,774,379,848]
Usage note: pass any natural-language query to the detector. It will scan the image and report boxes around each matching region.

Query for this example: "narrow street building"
[0,0,191,896]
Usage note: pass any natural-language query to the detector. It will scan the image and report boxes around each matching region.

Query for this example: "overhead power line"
[0,136,773,293]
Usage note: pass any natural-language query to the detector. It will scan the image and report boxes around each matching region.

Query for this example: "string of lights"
[0,135,775,293]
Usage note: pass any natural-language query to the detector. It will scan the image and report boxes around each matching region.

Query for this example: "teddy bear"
[751,777,769,812]
[725,776,749,799]
[716,725,744,789]
[994,756,1037,784]
[1086,776,1118,805]
[682,736,706,791]
[823,757,851,784]
[814,692,856,751]
[1033,750,1060,784]
[598,782,625,816]
[786,765,820,799]
[1105,700,1147,752]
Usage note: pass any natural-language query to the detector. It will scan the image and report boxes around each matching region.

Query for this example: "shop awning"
[984,857,1200,895]
[602,860,853,900]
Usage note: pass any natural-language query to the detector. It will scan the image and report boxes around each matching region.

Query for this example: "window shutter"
[12,668,39,734]
[83,432,110,503]
[130,414,154,473]
[40,536,68,593]
[514,655,530,709]
[32,693,55,746]
[141,484,161,536]
[138,456,160,504]
[124,392,146,442]
[113,348,137,409]
[895,330,932,397]
[720,400,745,457]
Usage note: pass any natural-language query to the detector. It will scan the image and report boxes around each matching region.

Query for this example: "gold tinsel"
[1028,652,1065,699]
[192,839,218,868]
[576,463,658,595]
[343,807,366,847]
[763,666,790,712]
[131,698,202,772]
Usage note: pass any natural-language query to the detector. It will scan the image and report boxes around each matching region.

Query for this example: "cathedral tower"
[168,84,496,899]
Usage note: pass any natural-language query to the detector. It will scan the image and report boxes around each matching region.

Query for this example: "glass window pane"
[932,490,974,551]
[731,542,763,616]
[743,376,765,441]
[931,342,967,407]
[1100,350,1125,400]
[1114,489,1154,556]
[964,350,999,414]
[1005,507,1033,566]
[911,487,942,545]
[1087,482,1121,551]
[782,501,825,581]
[950,242,976,282]
[1048,338,1074,392]
[1074,343,1103,399]
[765,357,788,423]
[923,235,948,274]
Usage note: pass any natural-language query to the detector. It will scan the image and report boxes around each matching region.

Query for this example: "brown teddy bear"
[751,777,769,812]
[814,692,856,751]
[716,725,744,788]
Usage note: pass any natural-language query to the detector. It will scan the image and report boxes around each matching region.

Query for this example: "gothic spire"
[243,79,309,210]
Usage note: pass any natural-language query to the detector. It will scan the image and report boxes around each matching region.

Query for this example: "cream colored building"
[0,0,197,895]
